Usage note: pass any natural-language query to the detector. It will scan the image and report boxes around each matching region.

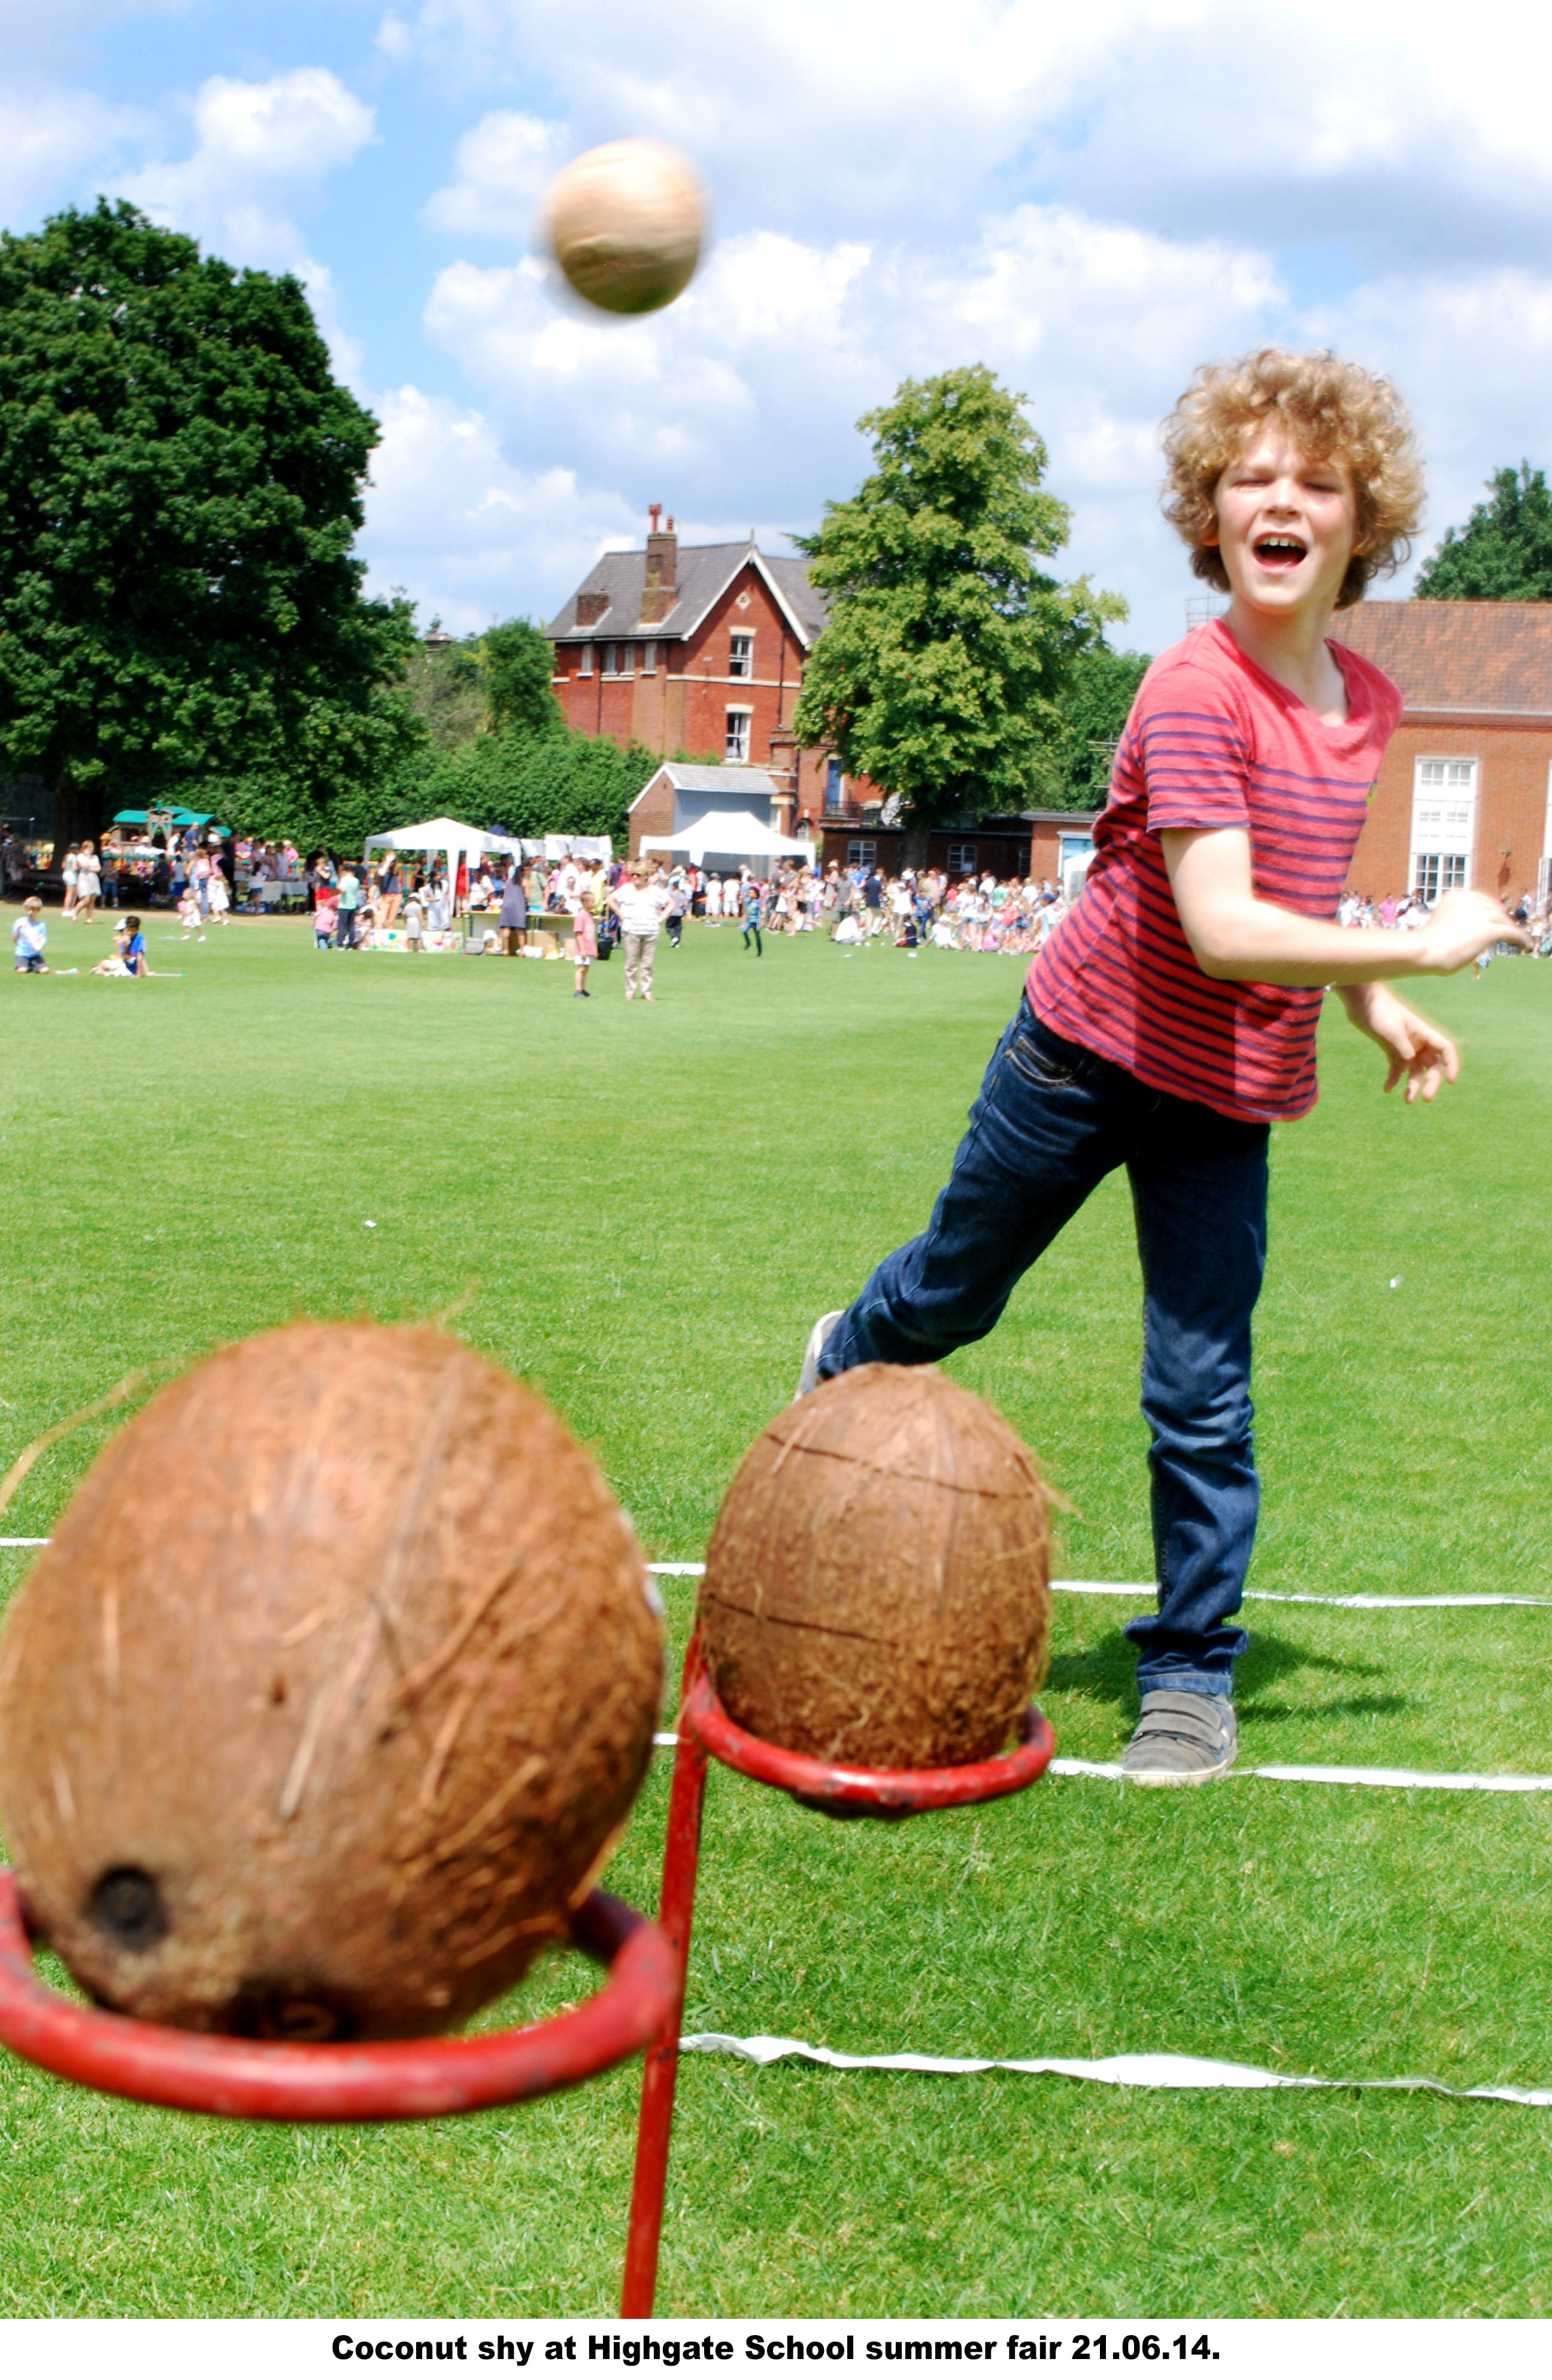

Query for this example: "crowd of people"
[14,822,1552,983]
[1337,885,1552,970]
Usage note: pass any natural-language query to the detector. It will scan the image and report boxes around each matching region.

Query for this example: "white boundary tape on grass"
[1046,1755,1552,1792]
[648,1736,1552,1790]
[7,1546,1549,1609]
[642,1563,1552,1611]
[677,2031,1552,2109]
[8,1548,1552,1786]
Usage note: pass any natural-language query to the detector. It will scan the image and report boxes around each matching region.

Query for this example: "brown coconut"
[0,1322,662,2039]
[542,140,705,316]
[699,1364,1049,1770]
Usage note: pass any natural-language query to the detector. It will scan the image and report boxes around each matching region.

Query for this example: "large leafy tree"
[792,365,1124,822]
[401,725,659,847]
[483,617,565,740]
[1414,463,1552,600]
[1051,641,1151,808]
[0,198,419,842]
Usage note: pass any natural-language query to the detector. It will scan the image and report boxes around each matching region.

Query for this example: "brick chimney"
[641,505,678,626]
[575,589,610,628]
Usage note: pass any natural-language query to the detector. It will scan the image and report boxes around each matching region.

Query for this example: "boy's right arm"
[1162,827,1530,985]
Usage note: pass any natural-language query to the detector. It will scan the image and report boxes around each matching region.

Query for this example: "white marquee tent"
[363,816,523,898]
[637,809,816,870]
[365,819,613,883]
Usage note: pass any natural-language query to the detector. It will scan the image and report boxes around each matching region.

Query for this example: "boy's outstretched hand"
[1337,983,1458,1103]
[1415,887,1532,973]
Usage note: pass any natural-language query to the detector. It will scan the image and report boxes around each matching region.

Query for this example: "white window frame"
[947,842,977,874]
[620,643,635,675]
[1409,755,1477,901]
[602,643,620,677]
[578,643,593,677]
[642,641,657,676]
[847,840,877,870]
[729,631,754,680]
[725,707,753,764]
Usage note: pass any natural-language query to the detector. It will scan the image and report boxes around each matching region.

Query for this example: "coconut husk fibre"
[699,1363,1049,1769]
[0,1322,662,2039]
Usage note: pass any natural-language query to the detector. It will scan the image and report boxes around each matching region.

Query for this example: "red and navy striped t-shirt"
[1027,621,1402,1123]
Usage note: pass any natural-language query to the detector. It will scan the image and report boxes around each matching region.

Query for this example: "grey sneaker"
[795,1310,845,1400]
[1121,1691,1238,1786]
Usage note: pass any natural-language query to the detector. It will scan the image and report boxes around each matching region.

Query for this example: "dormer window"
[729,632,753,679]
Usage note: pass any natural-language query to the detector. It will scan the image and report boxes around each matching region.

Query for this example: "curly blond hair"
[1160,348,1424,608]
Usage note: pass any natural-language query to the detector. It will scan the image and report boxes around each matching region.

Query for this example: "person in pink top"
[795,347,1527,1784]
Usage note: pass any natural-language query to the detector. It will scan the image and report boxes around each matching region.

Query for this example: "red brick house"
[547,510,869,838]
[1332,601,1552,904]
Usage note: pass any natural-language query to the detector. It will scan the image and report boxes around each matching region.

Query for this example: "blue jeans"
[819,1001,1269,1697]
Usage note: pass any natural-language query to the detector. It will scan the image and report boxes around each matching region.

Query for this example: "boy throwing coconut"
[801,347,1527,1783]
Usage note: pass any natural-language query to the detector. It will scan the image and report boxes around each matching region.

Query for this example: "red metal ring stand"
[620,1633,1056,2316]
[0,1864,675,2290]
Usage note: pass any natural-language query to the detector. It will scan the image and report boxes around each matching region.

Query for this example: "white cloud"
[0,87,150,228]
[422,110,569,237]
[358,384,641,634]
[127,68,374,228]
[384,0,1552,267]
[372,0,1552,644]
[122,69,376,379]
[1305,268,1552,583]
[414,204,1281,643]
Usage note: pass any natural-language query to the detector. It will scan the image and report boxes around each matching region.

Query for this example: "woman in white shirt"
[607,864,669,1001]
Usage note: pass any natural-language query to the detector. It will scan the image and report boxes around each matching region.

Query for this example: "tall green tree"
[0,198,419,843]
[397,725,658,848]
[792,365,1124,823]
[1051,642,1151,809]
[401,626,489,752]
[1414,463,1552,600]
[483,617,565,740]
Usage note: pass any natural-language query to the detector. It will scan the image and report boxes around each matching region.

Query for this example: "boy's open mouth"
[1252,534,1308,570]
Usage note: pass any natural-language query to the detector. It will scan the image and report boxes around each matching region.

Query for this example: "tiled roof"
[633,765,784,800]
[546,543,828,646]
[1333,599,1552,714]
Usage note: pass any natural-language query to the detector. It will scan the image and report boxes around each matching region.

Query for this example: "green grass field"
[2,906,1551,2318]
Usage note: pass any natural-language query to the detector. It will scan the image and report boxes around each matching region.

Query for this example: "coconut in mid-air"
[0,1322,662,2039]
[542,139,705,316]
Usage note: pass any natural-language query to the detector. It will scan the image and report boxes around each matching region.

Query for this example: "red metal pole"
[620,1637,710,2318]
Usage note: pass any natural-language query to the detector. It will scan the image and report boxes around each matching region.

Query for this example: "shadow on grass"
[1046,1625,1400,1718]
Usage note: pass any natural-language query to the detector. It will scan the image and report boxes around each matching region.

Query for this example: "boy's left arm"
[1335,982,1457,1104]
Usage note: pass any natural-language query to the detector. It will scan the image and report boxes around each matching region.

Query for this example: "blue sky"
[5,0,1551,652]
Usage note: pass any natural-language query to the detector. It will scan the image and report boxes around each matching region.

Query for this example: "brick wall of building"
[625,773,677,853]
[553,562,803,767]
[1346,720,1552,901]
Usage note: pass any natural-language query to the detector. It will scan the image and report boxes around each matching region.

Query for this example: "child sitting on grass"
[93,916,148,977]
[798,346,1529,1786]
[12,896,48,972]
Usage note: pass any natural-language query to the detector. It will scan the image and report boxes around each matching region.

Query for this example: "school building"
[1332,600,1552,904]
[546,511,860,844]
[547,512,1090,872]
